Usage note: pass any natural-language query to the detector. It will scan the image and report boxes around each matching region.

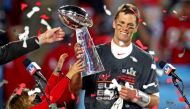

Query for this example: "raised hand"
[38,27,65,45]
[66,60,85,79]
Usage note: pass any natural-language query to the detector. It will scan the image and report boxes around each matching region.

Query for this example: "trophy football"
[57,5,105,77]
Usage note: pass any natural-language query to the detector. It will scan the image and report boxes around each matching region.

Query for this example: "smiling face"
[113,12,138,46]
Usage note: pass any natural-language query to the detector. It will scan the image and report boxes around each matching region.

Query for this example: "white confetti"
[119,41,125,46]
[18,26,30,48]
[104,89,111,95]
[178,49,186,58]
[27,6,40,18]
[148,51,155,55]
[28,88,41,96]
[0,80,8,87]
[130,56,138,62]
[111,79,122,91]
[47,7,52,12]
[41,19,52,30]
[0,29,5,33]
[103,5,112,16]
[151,64,156,70]
[143,82,158,89]
[172,10,178,14]
[142,21,147,26]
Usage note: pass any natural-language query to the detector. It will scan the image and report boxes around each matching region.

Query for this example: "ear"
[112,20,116,29]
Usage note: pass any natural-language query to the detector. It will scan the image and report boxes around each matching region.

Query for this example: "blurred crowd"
[0,0,190,108]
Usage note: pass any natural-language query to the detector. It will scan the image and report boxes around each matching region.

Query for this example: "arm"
[0,27,65,65]
[69,43,84,94]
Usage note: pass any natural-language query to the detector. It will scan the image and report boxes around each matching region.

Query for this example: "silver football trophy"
[57,5,105,77]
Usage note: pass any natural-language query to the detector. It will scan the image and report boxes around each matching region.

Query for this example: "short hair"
[114,4,140,26]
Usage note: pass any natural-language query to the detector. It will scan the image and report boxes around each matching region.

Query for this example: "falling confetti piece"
[179,96,185,102]
[35,1,42,6]
[166,78,173,84]
[18,26,30,48]
[17,83,26,95]
[40,14,50,20]
[142,21,147,26]
[103,5,111,16]
[149,51,155,55]
[151,105,158,109]
[154,56,159,62]
[21,3,28,11]
[0,29,5,33]
[178,49,186,58]
[0,80,8,87]
[47,7,52,12]
[176,89,180,95]
[172,10,178,14]
[90,93,96,97]
[130,56,138,62]
[162,9,167,13]
[138,18,143,23]
[71,93,75,100]
[143,82,158,89]
[151,64,156,70]
[37,28,43,37]
[41,19,52,30]
[27,6,40,18]
[135,40,148,50]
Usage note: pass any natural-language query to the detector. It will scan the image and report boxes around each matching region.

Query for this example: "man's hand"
[38,27,65,45]
[66,60,85,79]
[119,87,137,101]
[53,53,68,76]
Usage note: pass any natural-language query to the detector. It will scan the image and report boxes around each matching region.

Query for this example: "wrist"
[132,89,150,107]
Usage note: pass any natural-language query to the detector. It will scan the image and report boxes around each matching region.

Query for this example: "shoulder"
[132,44,153,63]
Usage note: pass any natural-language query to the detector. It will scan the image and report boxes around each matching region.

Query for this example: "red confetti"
[40,14,50,20]
[166,78,172,84]
[17,83,26,95]
[162,9,167,13]
[37,28,43,37]
[138,18,143,23]
[135,40,148,50]
[71,93,75,100]
[21,3,28,11]
[35,1,42,6]
[154,56,159,62]
[61,107,65,109]
[179,96,185,102]
[90,93,96,97]
[151,105,158,109]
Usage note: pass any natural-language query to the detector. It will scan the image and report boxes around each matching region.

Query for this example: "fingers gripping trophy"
[57,5,105,77]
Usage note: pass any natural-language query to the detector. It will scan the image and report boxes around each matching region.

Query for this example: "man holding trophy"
[58,3,159,109]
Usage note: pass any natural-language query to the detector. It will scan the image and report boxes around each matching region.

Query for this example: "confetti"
[138,18,143,23]
[0,29,6,33]
[17,83,26,95]
[151,64,156,70]
[35,1,42,6]
[119,41,125,46]
[41,19,52,30]
[162,9,167,13]
[154,56,159,62]
[71,93,75,100]
[27,6,40,18]
[166,78,172,84]
[149,51,155,55]
[0,80,8,87]
[18,26,30,48]
[21,3,28,11]
[28,88,41,96]
[178,49,186,58]
[130,56,138,62]
[143,82,158,89]
[135,40,148,50]
[40,14,50,20]
[90,93,96,97]
[151,105,158,109]
[103,5,112,16]
[179,96,185,102]
[142,21,147,26]
[47,7,52,12]
[172,10,178,15]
